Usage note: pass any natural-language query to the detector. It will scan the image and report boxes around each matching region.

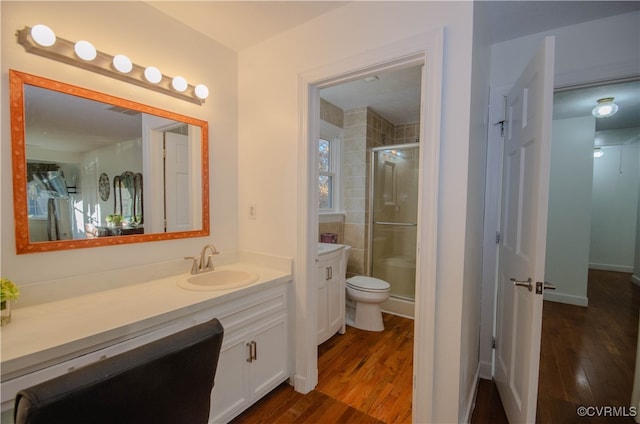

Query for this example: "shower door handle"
[374,221,417,226]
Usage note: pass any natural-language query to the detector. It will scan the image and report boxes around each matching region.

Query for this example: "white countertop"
[318,242,349,256]
[1,261,291,380]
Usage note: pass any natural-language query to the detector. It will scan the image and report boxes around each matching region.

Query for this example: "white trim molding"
[296,28,444,423]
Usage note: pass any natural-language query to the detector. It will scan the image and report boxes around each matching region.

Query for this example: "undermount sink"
[178,269,259,291]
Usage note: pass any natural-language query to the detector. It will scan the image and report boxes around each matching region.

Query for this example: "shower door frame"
[367,143,420,301]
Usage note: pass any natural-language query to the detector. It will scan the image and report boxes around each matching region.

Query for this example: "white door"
[164,132,191,231]
[494,36,555,424]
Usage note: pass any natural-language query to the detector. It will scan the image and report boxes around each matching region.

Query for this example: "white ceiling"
[148,1,640,52]
[147,1,640,128]
[147,1,349,52]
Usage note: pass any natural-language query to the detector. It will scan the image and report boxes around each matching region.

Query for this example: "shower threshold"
[381,296,415,319]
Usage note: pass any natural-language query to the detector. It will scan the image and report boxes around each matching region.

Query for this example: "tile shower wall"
[320,101,419,277]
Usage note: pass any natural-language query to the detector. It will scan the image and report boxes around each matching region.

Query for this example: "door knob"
[510,277,532,292]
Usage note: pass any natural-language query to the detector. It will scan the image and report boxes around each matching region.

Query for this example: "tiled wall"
[320,101,420,277]
[395,122,420,144]
[320,98,344,129]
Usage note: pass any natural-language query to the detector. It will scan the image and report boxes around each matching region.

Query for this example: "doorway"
[539,78,640,416]
[296,29,444,424]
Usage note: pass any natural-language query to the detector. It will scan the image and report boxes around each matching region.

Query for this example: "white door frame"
[295,28,443,423]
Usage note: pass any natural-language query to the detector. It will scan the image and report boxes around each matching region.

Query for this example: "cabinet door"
[316,260,329,344]
[209,332,251,423]
[250,314,288,399]
[327,257,344,334]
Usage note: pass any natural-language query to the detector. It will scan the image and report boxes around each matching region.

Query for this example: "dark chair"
[14,318,224,424]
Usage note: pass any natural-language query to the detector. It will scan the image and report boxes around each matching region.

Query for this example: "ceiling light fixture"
[16,25,209,104]
[592,97,619,118]
[593,147,604,158]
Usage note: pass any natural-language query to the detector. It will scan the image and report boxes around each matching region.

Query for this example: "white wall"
[1,2,238,287]
[544,116,595,307]
[460,1,491,419]
[237,2,476,422]
[589,142,639,272]
[491,12,640,88]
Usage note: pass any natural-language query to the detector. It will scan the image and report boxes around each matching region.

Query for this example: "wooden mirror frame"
[9,70,210,254]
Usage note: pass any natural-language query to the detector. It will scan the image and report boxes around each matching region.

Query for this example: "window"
[319,138,337,211]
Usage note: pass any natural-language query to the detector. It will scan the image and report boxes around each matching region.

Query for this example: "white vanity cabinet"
[0,278,291,424]
[207,285,289,423]
[317,244,348,345]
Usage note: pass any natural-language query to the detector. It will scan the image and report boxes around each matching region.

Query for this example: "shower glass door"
[370,144,419,300]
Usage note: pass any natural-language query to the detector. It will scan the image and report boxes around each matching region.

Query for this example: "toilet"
[345,276,391,332]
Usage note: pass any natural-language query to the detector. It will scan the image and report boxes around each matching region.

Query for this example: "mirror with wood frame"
[10,70,209,254]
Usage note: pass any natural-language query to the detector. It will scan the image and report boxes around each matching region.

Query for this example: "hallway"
[473,269,640,423]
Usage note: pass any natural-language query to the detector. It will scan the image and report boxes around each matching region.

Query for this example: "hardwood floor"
[233,270,638,423]
[231,313,413,423]
[536,269,639,424]
[472,270,640,424]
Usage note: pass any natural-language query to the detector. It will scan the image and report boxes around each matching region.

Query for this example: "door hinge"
[492,338,496,349]
[494,119,507,137]
[495,231,501,244]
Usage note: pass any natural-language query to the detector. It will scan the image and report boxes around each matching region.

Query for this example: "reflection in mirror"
[10,70,209,254]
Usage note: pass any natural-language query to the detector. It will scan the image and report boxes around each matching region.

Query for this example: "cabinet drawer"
[189,285,287,333]
[1,320,187,411]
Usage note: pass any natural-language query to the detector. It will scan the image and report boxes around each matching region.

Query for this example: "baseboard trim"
[463,365,481,424]
[632,274,640,287]
[293,374,313,394]
[544,291,589,307]
[589,263,634,273]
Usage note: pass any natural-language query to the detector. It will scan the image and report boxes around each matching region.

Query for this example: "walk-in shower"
[369,143,418,317]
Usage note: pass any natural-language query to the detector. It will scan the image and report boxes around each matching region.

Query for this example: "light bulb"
[144,66,162,84]
[31,24,56,47]
[592,97,619,118]
[113,55,132,73]
[195,84,209,100]
[172,76,188,92]
[74,40,97,61]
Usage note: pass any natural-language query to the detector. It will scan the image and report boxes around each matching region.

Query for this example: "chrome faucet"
[200,244,219,272]
[185,244,220,274]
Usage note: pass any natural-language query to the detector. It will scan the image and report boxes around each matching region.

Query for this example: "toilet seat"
[347,276,390,293]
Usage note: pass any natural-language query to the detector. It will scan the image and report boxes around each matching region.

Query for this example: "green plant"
[106,214,123,224]
[0,278,20,303]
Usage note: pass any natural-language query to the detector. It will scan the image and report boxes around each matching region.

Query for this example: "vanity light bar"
[16,25,208,105]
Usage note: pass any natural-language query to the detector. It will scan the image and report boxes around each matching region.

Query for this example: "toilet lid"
[347,276,390,292]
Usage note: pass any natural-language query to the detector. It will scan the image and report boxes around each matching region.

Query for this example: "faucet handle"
[184,256,199,274]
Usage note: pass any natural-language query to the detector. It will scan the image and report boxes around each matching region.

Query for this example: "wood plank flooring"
[233,270,638,423]
[536,269,639,424]
[231,314,413,423]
